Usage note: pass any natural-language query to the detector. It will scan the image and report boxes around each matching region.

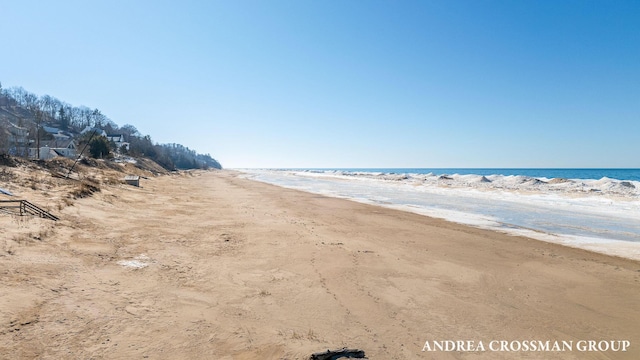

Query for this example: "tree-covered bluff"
[0,81,222,170]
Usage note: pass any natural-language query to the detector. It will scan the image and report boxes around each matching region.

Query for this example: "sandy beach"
[1,170,639,359]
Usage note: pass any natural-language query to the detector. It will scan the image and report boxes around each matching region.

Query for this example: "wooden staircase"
[0,200,59,221]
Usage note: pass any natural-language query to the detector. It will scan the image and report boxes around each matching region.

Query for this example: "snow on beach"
[240,169,640,260]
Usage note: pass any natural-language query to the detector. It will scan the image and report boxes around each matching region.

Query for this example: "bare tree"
[120,124,140,138]
[91,108,106,127]
[23,92,39,110]
[75,106,92,127]
[39,94,62,120]
[68,105,84,130]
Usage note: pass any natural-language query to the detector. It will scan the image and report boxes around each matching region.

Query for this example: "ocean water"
[239,168,640,260]
[287,168,640,182]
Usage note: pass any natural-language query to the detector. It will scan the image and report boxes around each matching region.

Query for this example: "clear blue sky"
[1,0,638,168]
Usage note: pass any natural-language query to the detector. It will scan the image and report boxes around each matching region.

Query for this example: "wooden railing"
[0,200,59,221]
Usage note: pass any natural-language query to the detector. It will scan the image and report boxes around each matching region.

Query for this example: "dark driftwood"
[309,348,366,360]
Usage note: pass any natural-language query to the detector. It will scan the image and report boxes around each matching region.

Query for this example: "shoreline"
[241,169,640,261]
[1,170,639,359]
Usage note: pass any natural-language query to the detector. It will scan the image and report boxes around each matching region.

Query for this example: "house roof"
[37,139,76,149]
[8,122,28,131]
[81,126,107,135]
[43,126,61,133]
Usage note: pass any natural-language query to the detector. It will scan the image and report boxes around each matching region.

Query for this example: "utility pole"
[35,109,42,160]
[66,130,97,178]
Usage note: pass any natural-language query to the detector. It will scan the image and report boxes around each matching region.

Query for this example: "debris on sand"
[310,347,367,360]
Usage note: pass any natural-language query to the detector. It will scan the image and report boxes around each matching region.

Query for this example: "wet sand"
[1,170,639,359]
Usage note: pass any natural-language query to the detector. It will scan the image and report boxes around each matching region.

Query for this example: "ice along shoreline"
[238,169,640,261]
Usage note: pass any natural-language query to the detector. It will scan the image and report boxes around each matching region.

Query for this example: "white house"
[106,134,130,151]
[29,139,77,160]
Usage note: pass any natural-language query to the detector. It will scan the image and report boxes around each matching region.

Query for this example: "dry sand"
[1,170,639,359]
